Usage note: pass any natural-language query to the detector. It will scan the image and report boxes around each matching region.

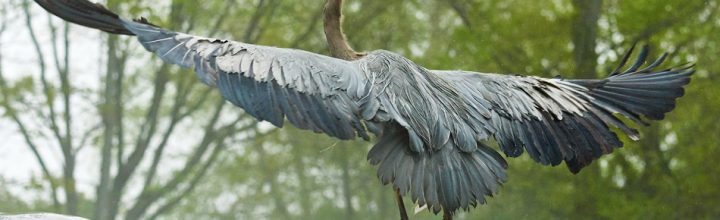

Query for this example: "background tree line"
[0,0,718,219]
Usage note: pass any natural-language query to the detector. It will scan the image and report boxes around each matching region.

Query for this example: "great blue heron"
[34,0,694,219]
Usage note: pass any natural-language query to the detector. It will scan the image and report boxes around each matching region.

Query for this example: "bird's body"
[34,0,695,217]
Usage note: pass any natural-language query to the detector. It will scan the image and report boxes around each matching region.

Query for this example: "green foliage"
[0,178,33,213]
[0,76,34,106]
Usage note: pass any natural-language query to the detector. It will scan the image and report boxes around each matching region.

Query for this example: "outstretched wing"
[33,0,380,140]
[435,46,694,172]
[123,21,376,140]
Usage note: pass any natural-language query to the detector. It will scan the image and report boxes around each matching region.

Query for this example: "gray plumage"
[35,0,695,215]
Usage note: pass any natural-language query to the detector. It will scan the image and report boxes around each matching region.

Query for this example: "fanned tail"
[367,123,507,214]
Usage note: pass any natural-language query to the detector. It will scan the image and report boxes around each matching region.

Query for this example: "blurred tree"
[1,0,260,219]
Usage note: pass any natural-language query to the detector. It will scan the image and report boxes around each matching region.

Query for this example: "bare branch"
[252,0,284,43]
[147,139,229,220]
[177,87,213,119]
[147,117,257,220]
[23,0,66,156]
[47,13,80,214]
[61,23,73,150]
[109,64,170,218]
[339,146,354,219]
[447,0,472,28]
[290,4,325,48]
[74,123,102,155]
[124,100,226,219]
[96,37,115,220]
[46,17,73,142]
[0,8,60,209]
[628,2,708,44]
[95,33,126,220]
[142,71,195,189]
[0,73,62,213]
[207,0,236,36]
[244,0,267,42]
[115,49,129,170]
[0,5,5,33]
[252,128,290,218]
[22,0,78,213]
[338,1,391,46]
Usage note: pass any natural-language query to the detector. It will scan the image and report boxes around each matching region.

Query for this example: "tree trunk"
[95,26,124,220]
[340,146,354,220]
[571,0,602,78]
[255,138,290,219]
[62,158,78,215]
[292,148,312,216]
[569,0,603,217]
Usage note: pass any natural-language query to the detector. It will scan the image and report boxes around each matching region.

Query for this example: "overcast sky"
[0,1,256,206]
[1,3,118,202]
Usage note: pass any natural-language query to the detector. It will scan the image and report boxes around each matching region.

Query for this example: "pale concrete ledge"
[0,213,87,220]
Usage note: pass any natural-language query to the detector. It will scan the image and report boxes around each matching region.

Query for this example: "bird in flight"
[34,0,694,219]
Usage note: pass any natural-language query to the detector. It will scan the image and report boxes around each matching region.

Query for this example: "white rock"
[0,213,88,220]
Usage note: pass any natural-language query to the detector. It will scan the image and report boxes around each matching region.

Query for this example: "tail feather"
[368,123,507,214]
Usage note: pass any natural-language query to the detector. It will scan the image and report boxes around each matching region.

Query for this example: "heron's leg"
[442,209,453,220]
[394,188,408,220]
